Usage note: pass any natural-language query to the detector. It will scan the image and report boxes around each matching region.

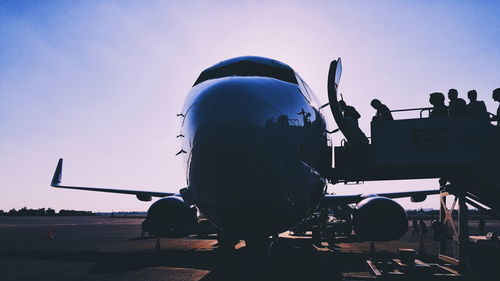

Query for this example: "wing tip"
[51,158,63,187]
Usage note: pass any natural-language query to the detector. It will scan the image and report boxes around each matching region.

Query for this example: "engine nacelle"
[352,196,408,241]
[142,196,197,238]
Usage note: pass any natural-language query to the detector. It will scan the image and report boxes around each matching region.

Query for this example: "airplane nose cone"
[188,124,294,236]
[182,78,304,235]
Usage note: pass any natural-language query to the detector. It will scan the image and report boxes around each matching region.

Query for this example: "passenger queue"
[338,88,500,126]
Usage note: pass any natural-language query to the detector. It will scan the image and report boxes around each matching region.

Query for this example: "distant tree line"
[0,207,94,216]
[406,208,490,220]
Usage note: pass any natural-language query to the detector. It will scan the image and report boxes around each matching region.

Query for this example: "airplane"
[51,56,445,250]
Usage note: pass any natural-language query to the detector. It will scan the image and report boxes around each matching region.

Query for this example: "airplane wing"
[321,189,440,207]
[50,159,175,201]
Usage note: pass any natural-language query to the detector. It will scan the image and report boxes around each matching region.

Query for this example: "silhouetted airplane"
[51,56,441,249]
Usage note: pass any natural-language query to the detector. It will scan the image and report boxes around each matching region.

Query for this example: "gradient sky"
[1,0,499,212]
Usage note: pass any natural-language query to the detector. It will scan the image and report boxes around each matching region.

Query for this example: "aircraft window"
[193,57,298,86]
[297,77,312,101]
[296,74,321,105]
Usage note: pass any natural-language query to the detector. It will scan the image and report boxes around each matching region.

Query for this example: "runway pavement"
[0,216,498,281]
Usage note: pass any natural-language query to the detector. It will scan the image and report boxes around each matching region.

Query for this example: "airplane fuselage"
[181,58,329,238]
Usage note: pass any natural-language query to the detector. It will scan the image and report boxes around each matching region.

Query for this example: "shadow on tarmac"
[0,237,368,281]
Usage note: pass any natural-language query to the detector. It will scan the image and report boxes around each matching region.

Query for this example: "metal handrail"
[389,107,434,119]
[420,108,433,118]
[390,106,496,120]
[389,106,434,113]
[340,139,347,147]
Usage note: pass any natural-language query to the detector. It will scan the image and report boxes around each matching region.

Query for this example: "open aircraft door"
[327,58,369,147]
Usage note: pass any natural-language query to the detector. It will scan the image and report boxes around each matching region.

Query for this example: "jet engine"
[351,196,408,241]
[142,196,197,238]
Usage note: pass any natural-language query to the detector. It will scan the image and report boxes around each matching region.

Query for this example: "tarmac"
[0,216,498,281]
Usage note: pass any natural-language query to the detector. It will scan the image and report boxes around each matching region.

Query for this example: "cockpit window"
[193,56,298,86]
[296,73,321,105]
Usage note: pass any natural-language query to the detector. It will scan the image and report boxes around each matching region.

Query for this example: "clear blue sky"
[1,0,499,211]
